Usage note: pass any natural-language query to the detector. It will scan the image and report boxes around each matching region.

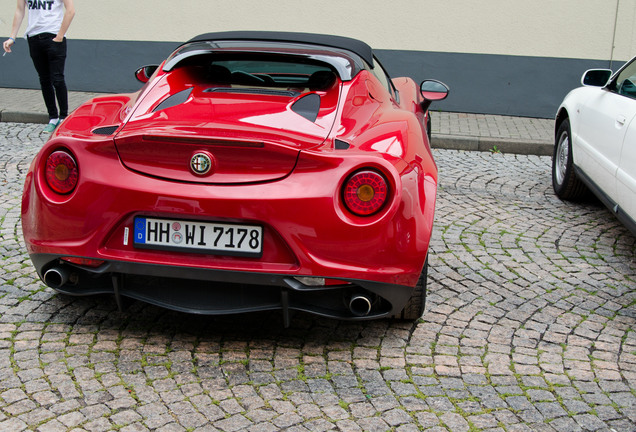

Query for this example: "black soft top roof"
[186,31,375,66]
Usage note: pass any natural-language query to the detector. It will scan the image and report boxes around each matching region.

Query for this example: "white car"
[552,56,636,235]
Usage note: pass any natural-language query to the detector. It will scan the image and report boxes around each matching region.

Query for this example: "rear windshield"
[177,54,338,91]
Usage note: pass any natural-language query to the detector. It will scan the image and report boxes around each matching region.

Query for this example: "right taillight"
[45,150,78,194]
[343,170,389,216]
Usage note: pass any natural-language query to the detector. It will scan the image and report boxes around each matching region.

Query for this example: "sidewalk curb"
[0,110,49,125]
[431,134,553,156]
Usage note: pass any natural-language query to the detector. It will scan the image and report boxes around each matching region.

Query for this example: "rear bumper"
[32,253,416,321]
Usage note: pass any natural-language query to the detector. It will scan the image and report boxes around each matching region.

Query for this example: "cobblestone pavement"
[0,122,634,432]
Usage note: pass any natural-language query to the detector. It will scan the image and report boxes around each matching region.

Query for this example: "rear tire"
[393,258,428,321]
[552,118,587,200]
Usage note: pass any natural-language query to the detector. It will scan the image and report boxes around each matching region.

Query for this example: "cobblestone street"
[0,122,634,431]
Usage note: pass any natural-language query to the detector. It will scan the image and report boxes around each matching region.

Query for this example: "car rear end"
[22,36,436,323]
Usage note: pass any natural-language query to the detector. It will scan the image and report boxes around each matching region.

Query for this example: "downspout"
[610,0,620,70]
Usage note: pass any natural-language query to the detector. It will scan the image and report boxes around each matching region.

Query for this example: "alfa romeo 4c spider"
[21,31,449,324]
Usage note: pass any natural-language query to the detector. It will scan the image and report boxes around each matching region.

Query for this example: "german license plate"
[133,216,263,257]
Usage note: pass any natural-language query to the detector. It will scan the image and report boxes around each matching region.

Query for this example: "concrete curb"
[0,110,49,125]
[431,134,553,156]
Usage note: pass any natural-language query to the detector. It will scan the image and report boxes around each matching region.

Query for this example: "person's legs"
[48,38,68,119]
[28,35,59,120]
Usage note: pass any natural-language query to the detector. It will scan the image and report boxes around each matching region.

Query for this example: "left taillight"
[45,150,78,194]
[343,169,389,216]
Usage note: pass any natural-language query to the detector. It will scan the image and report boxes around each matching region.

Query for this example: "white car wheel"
[552,118,587,200]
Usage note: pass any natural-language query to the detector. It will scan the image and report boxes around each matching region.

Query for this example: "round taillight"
[343,170,389,216]
[45,150,78,194]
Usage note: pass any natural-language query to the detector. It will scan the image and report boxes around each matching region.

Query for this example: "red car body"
[21,32,448,323]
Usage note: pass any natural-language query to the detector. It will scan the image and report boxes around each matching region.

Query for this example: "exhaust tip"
[349,294,372,316]
[43,267,70,289]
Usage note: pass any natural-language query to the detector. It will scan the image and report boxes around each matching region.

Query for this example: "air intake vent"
[335,139,350,150]
[92,125,119,136]
[153,88,193,113]
[291,93,321,122]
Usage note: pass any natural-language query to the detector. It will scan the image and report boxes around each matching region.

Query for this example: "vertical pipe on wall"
[610,0,620,70]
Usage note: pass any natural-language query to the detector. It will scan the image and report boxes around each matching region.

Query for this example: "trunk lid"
[114,73,339,184]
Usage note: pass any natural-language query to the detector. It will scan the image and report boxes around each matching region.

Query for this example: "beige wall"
[2,0,635,61]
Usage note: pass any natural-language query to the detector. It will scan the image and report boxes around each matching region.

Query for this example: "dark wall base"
[0,38,617,118]
[377,49,615,118]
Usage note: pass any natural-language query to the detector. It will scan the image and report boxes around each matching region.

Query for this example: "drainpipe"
[610,0,620,70]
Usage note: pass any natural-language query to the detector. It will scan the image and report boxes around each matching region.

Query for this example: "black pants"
[27,33,68,120]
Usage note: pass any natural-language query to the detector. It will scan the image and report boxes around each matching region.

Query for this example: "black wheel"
[393,258,428,321]
[552,118,587,200]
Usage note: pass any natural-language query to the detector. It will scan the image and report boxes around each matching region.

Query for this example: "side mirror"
[420,79,449,101]
[135,65,159,83]
[581,69,612,87]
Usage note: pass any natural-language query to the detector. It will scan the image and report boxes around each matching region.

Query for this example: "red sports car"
[21,32,448,324]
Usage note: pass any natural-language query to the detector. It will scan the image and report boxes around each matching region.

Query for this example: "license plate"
[133,217,263,257]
